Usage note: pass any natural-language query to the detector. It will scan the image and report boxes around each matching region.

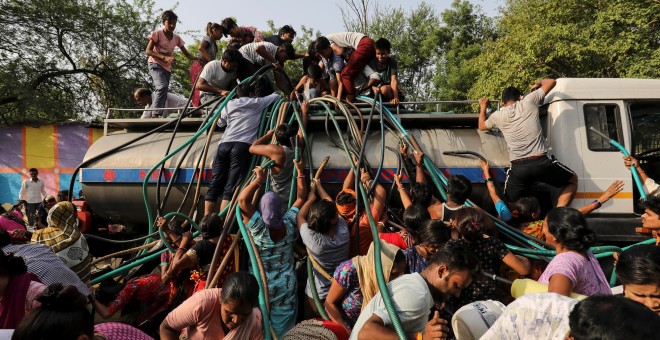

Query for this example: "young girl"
[190,22,224,107]
[145,10,198,117]
[221,17,264,49]
[290,64,330,101]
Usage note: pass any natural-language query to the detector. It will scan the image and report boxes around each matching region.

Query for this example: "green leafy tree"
[0,0,159,125]
[369,2,443,103]
[467,0,660,99]
[433,0,495,104]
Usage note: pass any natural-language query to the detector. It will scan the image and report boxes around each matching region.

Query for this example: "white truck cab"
[542,78,660,241]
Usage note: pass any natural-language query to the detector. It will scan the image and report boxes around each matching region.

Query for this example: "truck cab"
[543,78,660,241]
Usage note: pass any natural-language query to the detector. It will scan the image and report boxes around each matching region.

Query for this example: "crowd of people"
[137,10,402,119]
[3,9,660,340]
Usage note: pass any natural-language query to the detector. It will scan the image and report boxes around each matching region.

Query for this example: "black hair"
[206,22,223,37]
[12,284,93,340]
[307,42,317,58]
[221,272,259,307]
[644,195,660,216]
[57,190,69,201]
[235,83,255,98]
[569,295,660,340]
[454,207,486,243]
[616,244,660,286]
[546,207,597,251]
[278,25,297,38]
[510,196,540,226]
[307,200,338,234]
[501,86,522,104]
[410,182,432,207]
[220,18,237,37]
[393,250,405,267]
[307,64,322,80]
[336,192,356,206]
[403,204,431,233]
[274,123,297,148]
[0,251,27,276]
[279,42,296,60]
[161,10,178,23]
[315,36,331,52]
[200,214,222,239]
[415,219,451,247]
[44,196,57,203]
[0,228,10,247]
[374,38,391,52]
[221,48,241,64]
[94,279,124,305]
[29,168,38,173]
[428,239,480,274]
[135,88,151,98]
[167,219,185,236]
[221,48,242,63]
[447,175,472,205]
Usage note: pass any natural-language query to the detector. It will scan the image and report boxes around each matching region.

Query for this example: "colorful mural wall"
[0,124,104,204]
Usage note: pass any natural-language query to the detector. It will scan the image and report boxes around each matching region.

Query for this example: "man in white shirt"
[134,88,188,118]
[350,241,480,340]
[203,83,281,215]
[18,168,46,227]
[197,49,240,106]
[236,41,296,96]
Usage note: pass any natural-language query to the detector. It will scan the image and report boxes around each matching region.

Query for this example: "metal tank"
[81,115,510,229]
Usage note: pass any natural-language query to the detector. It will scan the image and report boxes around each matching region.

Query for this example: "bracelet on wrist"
[484,177,494,183]
[297,175,305,178]
[591,199,603,209]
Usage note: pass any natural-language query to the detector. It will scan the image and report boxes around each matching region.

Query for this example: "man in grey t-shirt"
[196,49,240,105]
[478,78,577,206]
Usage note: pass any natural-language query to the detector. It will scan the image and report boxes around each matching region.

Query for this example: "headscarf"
[46,201,78,231]
[259,192,284,230]
[335,189,356,221]
[352,240,401,309]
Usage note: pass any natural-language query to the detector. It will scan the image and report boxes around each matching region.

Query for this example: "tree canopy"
[1,0,658,124]
[0,0,158,126]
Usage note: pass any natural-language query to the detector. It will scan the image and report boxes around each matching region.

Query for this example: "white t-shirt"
[481,293,578,340]
[326,32,366,49]
[198,61,238,94]
[484,89,549,161]
[141,93,188,118]
[350,273,434,339]
[239,42,279,66]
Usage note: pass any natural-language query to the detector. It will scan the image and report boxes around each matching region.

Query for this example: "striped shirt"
[2,243,91,296]
[239,42,279,66]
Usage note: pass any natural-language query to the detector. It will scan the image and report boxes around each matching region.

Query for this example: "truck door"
[627,100,660,213]
[576,101,631,213]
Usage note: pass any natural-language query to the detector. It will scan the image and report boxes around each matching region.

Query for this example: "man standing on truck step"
[478,78,578,207]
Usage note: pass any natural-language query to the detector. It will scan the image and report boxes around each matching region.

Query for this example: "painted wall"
[0,124,104,204]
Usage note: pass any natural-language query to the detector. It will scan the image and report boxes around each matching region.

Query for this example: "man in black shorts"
[478,78,578,207]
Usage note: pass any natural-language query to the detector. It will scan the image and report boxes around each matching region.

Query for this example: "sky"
[153,0,503,42]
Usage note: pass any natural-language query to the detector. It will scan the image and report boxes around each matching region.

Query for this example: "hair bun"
[37,284,87,311]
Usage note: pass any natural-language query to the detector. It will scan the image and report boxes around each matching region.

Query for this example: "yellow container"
[511,279,587,300]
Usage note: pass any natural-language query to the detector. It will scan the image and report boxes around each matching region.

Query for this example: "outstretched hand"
[603,180,624,200]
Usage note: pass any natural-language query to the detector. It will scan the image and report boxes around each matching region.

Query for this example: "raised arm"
[290,76,307,101]
[578,180,624,215]
[393,173,412,209]
[249,130,285,172]
[480,160,512,222]
[314,178,333,202]
[297,186,317,228]
[414,151,427,185]
[531,78,557,95]
[624,156,651,186]
[361,170,387,217]
[343,167,356,190]
[238,166,266,223]
[292,159,307,209]
[478,97,490,131]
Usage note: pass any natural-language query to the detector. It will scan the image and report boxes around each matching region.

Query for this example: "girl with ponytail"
[190,22,223,106]
[539,207,611,296]
[454,207,530,306]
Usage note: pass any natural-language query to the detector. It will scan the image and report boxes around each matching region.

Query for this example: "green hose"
[310,98,407,340]
[235,204,272,340]
[307,257,330,320]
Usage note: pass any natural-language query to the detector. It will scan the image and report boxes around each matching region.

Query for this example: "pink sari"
[0,272,41,329]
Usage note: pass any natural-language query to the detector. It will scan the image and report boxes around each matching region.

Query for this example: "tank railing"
[105,106,206,119]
